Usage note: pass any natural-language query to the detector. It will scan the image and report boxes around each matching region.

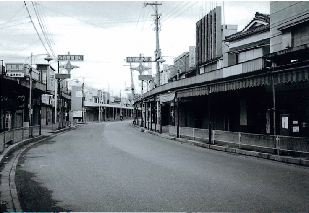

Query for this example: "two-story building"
[265,1,309,137]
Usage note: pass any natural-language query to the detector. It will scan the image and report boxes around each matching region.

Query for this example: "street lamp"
[25,53,57,135]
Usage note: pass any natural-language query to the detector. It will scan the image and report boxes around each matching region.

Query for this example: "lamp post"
[28,53,33,137]
[82,77,85,123]
[25,53,56,135]
[1,60,3,132]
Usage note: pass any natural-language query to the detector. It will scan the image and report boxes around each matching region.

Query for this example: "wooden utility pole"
[144,1,162,85]
[145,1,162,132]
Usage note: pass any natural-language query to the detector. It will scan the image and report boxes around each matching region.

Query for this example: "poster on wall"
[293,126,299,132]
[73,110,82,118]
[282,117,289,129]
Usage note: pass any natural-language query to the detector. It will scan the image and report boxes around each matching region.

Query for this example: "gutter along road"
[12,121,309,211]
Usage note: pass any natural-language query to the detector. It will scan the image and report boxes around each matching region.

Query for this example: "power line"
[41,4,115,31]
[167,2,198,21]
[37,2,56,46]
[0,19,30,30]
[141,5,152,31]
[24,1,51,56]
[0,5,25,30]
[0,39,41,60]
[135,4,144,31]
[32,1,55,57]
[161,1,187,21]
[161,1,198,23]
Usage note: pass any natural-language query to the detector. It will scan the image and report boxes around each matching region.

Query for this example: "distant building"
[196,6,237,74]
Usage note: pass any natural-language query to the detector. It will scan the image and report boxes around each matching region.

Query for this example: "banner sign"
[58,55,84,61]
[160,92,175,104]
[126,57,152,63]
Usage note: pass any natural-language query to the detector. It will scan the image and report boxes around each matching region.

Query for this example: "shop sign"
[126,57,152,63]
[138,75,152,81]
[293,126,299,132]
[6,63,24,71]
[6,72,24,77]
[42,94,52,105]
[55,73,70,79]
[73,110,83,117]
[58,55,84,61]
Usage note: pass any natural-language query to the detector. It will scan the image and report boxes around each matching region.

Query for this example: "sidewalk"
[0,124,82,212]
[135,125,309,167]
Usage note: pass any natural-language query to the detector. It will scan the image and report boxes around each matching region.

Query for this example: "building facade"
[266,1,309,137]
[137,3,309,153]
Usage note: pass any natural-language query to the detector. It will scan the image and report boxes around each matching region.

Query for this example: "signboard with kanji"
[138,75,152,81]
[55,73,71,79]
[126,57,152,63]
[58,55,84,61]
[6,63,24,71]
[6,72,24,78]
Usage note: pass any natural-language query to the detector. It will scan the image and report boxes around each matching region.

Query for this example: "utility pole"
[145,1,162,131]
[29,53,33,137]
[144,1,162,86]
[129,62,134,102]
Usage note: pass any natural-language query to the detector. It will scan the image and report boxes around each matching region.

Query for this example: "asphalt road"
[16,121,309,212]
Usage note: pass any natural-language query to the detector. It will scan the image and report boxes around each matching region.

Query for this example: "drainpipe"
[272,71,276,136]
[150,101,152,131]
[177,97,180,138]
[208,89,212,144]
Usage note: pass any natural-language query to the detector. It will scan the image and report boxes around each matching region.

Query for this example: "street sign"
[138,75,152,81]
[58,55,84,61]
[126,57,152,63]
[55,73,71,79]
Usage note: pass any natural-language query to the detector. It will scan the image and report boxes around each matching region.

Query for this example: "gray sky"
[0,1,270,95]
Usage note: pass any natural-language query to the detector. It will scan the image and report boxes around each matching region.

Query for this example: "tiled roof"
[225,12,270,42]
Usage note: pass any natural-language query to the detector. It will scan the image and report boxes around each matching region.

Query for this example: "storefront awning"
[177,86,209,98]
[176,67,309,98]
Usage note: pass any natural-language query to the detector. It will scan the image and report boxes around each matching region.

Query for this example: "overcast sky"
[0,1,270,96]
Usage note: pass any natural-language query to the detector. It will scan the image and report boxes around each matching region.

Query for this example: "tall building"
[196,6,237,74]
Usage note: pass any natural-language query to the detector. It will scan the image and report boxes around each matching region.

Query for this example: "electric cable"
[24,1,51,56]
[32,1,55,57]
[0,5,25,30]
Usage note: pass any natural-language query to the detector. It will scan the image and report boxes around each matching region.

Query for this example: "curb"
[134,125,309,167]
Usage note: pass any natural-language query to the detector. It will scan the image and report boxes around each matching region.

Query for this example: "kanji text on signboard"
[126,57,152,63]
[58,55,84,61]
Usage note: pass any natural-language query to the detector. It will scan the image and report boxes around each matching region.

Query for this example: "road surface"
[15,121,309,212]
